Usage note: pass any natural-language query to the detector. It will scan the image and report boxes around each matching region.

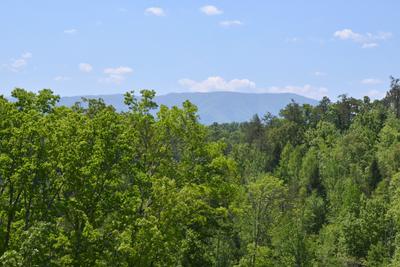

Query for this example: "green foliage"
[3,83,400,266]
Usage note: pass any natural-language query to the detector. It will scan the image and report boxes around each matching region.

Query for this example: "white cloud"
[22,52,32,59]
[100,75,125,84]
[265,85,328,99]
[6,52,32,72]
[286,37,300,43]
[179,76,255,92]
[179,76,327,99]
[334,29,362,41]
[101,66,133,84]
[220,20,243,27]
[104,66,133,75]
[54,76,70,81]
[333,28,392,48]
[367,90,385,100]
[64,29,78,34]
[361,78,383,85]
[362,43,378,49]
[145,7,165,16]
[200,5,223,15]
[314,71,327,77]
[79,63,93,73]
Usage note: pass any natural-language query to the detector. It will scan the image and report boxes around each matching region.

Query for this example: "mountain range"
[59,92,319,124]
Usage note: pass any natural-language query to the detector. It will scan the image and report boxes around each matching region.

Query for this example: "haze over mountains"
[59,92,318,124]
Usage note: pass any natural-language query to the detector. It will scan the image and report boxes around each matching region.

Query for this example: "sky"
[1,0,399,100]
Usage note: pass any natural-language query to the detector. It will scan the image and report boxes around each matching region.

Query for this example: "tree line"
[2,78,400,266]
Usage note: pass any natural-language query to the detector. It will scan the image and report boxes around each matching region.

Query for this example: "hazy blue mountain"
[59,92,318,124]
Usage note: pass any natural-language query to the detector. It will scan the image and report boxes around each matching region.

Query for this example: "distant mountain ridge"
[59,92,318,124]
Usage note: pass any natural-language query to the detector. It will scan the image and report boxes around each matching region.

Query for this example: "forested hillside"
[2,78,400,266]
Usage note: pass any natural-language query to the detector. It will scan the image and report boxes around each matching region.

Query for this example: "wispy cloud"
[5,52,32,72]
[286,37,301,43]
[367,89,385,100]
[145,7,165,16]
[179,76,255,92]
[265,85,328,99]
[314,71,327,77]
[64,29,78,34]
[362,43,378,49]
[200,5,223,15]
[118,7,128,13]
[101,66,133,84]
[220,20,243,27]
[79,63,93,73]
[54,76,70,81]
[361,78,383,85]
[333,29,392,48]
[104,67,133,75]
[178,76,327,99]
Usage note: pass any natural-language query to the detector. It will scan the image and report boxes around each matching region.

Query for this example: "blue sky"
[1,0,399,100]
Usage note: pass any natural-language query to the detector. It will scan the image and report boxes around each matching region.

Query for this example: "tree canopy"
[1,81,400,266]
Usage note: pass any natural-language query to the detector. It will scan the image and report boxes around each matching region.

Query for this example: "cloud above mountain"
[100,66,133,84]
[179,76,328,99]
[179,76,256,92]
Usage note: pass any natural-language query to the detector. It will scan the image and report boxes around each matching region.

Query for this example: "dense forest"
[2,78,400,266]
